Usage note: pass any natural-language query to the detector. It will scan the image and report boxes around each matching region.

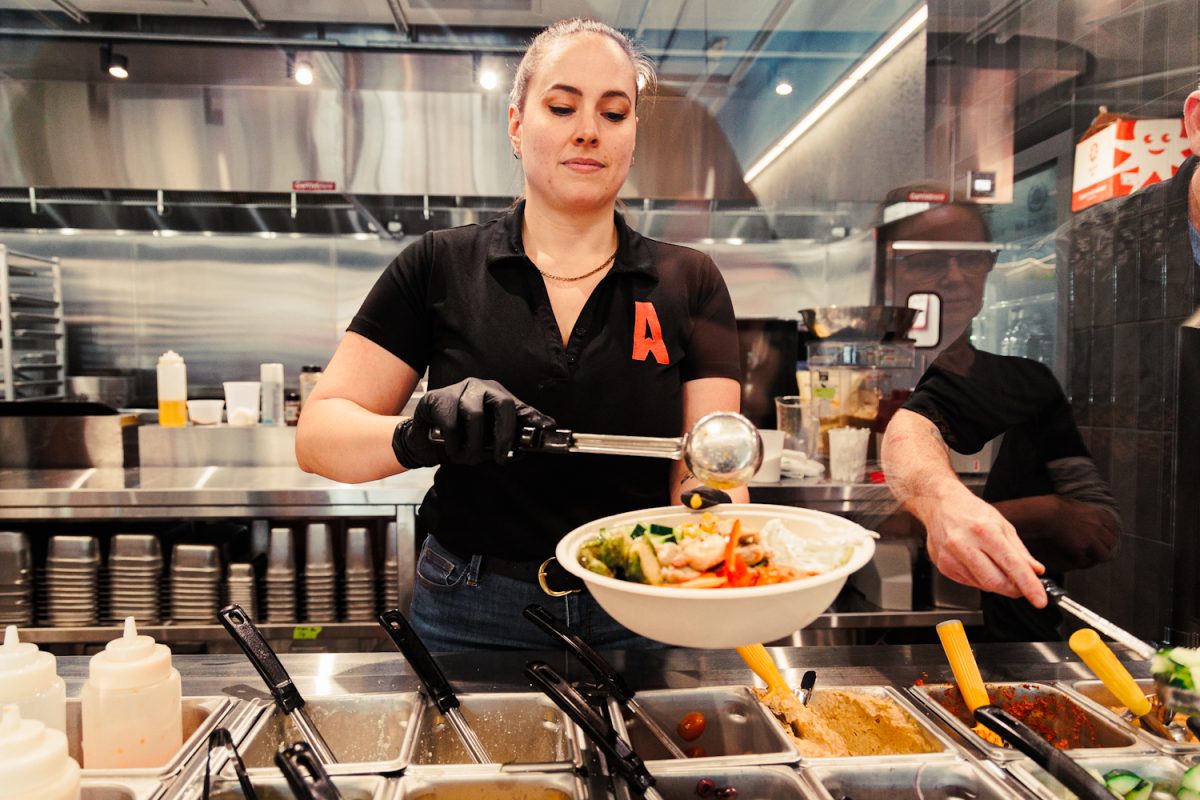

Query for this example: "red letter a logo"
[632,301,669,364]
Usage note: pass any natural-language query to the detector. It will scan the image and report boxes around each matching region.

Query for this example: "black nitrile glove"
[681,486,732,510]
[392,378,555,468]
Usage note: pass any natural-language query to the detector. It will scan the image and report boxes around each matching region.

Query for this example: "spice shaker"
[299,365,324,409]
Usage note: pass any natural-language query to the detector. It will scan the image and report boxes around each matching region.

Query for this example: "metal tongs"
[218,604,338,764]
[275,741,344,800]
[526,660,662,800]
[434,411,763,488]
[1042,578,1156,660]
[203,728,257,800]
[377,609,492,763]
[523,604,686,759]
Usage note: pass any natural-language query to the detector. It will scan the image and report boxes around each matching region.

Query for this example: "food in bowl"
[186,399,224,425]
[756,688,936,758]
[577,512,858,589]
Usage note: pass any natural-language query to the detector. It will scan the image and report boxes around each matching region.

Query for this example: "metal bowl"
[799,306,917,341]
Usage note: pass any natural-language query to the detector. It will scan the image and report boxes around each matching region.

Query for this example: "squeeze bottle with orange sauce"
[80,617,182,769]
[156,351,188,427]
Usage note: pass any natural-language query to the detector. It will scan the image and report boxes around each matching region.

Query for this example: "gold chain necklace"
[535,248,618,283]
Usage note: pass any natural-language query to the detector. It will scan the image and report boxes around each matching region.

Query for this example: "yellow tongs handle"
[936,619,990,713]
[1069,628,1152,718]
[737,644,791,695]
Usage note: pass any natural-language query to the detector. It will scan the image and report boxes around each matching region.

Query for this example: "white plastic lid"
[0,627,58,702]
[260,363,284,382]
[87,618,173,690]
[0,705,75,797]
[158,350,184,367]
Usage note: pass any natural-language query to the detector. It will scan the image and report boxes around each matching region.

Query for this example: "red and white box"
[1071,117,1192,211]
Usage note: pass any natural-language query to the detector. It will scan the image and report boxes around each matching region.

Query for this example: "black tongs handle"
[524,604,633,702]
[275,741,343,800]
[203,728,257,800]
[974,706,1110,800]
[219,604,304,715]
[525,660,656,797]
[377,609,459,714]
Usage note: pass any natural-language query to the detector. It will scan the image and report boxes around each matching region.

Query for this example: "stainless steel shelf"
[17,621,385,645]
[1,244,65,402]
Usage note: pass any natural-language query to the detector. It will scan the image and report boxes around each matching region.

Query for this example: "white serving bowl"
[186,399,224,425]
[556,503,876,648]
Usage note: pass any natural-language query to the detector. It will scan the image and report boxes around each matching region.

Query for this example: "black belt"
[479,553,584,595]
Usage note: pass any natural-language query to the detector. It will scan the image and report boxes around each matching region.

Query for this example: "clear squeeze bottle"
[0,626,66,733]
[0,705,80,800]
[156,350,188,427]
[80,617,182,769]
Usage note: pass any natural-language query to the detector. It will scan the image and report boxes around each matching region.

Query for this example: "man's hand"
[919,482,1048,607]
[392,378,554,468]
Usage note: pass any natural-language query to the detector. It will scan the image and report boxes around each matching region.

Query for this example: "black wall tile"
[1093,226,1115,326]
[1135,432,1167,543]
[1111,429,1138,539]
[1090,326,1114,427]
[1070,327,1092,425]
[1137,320,1166,431]
[1113,210,1140,324]
[1138,209,1168,320]
[1130,540,1175,642]
[1112,323,1139,428]
[1091,427,1113,484]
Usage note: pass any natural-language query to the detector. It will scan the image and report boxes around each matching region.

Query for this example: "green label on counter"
[813,386,836,399]
[293,626,323,640]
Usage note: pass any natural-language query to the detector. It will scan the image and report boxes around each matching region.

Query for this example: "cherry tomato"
[684,745,708,758]
[677,711,706,741]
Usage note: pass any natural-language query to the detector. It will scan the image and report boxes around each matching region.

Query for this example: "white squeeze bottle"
[156,350,188,427]
[0,704,80,800]
[0,626,66,733]
[80,617,182,769]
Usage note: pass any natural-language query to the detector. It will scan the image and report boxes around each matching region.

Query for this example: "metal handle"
[219,604,304,715]
[203,728,257,800]
[525,660,657,797]
[974,706,1111,800]
[1043,578,1157,660]
[377,609,459,714]
[275,742,343,800]
[431,425,684,460]
[799,670,817,706]
[523,604,633,701]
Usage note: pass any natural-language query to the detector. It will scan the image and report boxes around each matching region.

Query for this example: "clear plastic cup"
[828,426,871,483]
[222,381,261,427]
[750,429,785,483]
[775,396,813,455]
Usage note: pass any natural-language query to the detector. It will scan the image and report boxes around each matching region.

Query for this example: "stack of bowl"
[264,528,296,623]
[226,563,258,620]
[303,523,337,622]
[41,536,100,627]
[342,527,376,622]
[0,532,33,626]
[381,521,401,613]
[108,535,163,624]
[169,543,222,623]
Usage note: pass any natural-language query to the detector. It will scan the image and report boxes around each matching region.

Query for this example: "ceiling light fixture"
[287,52,314,86]
[775,80,793,96]
[479,68,499,91]
[744,3,928,184]
[101,44,129,79]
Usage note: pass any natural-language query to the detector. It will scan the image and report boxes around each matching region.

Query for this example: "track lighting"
[775,80,793,96]
[101,44,129,79]
[287,52,314,86]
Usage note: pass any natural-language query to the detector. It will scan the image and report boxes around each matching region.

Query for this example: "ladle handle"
[377,610,459,715]
[218,604,304,715]
[430,426,684,460]
[525,660,656,797]
[974,706,1111,800]
[274,742,343,800]
[523,604,633,702]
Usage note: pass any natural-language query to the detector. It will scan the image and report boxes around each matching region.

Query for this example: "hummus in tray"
[756,687,937,758]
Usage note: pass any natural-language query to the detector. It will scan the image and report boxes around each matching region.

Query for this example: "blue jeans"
[410,535,666,652]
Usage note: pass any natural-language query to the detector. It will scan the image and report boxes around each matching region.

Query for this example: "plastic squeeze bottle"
[0,705,79,800]
[156,350,188,427]
[0,626,66,733]
[260,362,285,426]
[80,617,182,769]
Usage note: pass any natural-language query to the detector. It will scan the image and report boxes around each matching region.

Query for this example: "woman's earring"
[513,150,521,160]
[630,153,636,166]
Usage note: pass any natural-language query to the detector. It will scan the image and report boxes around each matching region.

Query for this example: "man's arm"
[881,408,1047,606]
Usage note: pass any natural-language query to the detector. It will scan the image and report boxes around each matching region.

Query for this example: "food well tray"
[397,771,587,799]
[1007,754,1191,800]
[1064,678,1200,755]
[805,757,1026,800]
[80,778,164,800]
[606,685,799,769]
[909,682,1147,761]
[612,764,815,800]
[176,775,389,799]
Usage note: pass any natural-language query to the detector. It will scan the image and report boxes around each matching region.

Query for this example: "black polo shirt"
[349,201,741,560]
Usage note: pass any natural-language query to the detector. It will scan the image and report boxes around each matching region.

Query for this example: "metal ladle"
[435,411,763,490]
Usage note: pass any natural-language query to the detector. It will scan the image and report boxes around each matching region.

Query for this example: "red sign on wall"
[292,180,337,192]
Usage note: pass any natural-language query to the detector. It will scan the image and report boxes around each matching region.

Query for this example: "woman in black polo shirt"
[297,18,746,650]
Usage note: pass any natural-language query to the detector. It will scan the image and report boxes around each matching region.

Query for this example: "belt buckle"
[538,557,581,597]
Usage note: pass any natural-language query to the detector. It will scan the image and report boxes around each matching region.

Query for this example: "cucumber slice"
[630,523,647,539]
[1125,779,1152,800]
[1106,772,1144,796]
[649,523,674,537]
[1177,788,1200,800]
[631,536,662,585]
[1179,766,1200,793]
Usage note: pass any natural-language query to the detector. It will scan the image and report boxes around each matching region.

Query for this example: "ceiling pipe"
[47,0,88,24]
[233,0,266,31]
[382,0,411,37]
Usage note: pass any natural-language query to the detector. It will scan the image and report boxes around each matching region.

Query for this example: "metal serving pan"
[1064,678,1200,755]
[229,692,421,777]
[397,771,588,799]
[1008,754,1190,800]
[612,764,816,800]
[605,685,799,769]
[407,691,581,772]
[69,695,236,780]
[805,757,1028,800]
[909,682,1147,762]
[779,685,961,764]
[176,776,389,800]
[80,778,163,800]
